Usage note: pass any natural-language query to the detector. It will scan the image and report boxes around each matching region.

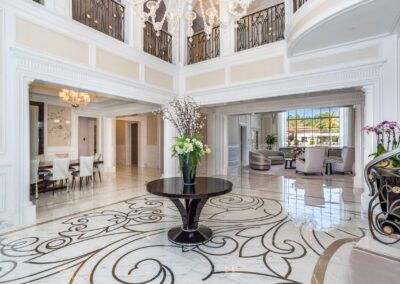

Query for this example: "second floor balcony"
[31,0,290,65]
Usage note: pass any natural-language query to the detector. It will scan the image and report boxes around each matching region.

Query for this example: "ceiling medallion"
[132,0,254,40]
[59,89,91,108]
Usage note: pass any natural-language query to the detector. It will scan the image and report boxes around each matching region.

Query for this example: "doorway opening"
[78,117,97,157]
[131,123,138,165]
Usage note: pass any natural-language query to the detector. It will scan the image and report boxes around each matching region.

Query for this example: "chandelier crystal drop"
[59,89,91,108]
[132,0,255,40]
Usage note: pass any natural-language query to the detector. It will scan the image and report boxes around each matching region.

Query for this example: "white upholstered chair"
[72,156,94,190]
[296,147,325,175]
[93,153,102,183]
[44,158,70,194]
[30,159,40,199]
[332,147,355,174]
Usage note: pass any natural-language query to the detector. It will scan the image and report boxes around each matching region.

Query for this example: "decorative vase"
[182,158,196,185]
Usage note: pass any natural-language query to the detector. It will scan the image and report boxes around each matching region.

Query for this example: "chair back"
[94,153,102,161]
[30,159,40,184]
[52,158,70,180]
[80,156,94,177]
[305,147,325,170]
[341,147,355,171]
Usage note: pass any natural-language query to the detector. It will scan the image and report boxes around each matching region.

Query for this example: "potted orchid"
[156,97,211,185]
[363,120,400,168]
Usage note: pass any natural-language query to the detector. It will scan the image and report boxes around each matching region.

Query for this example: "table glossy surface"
[146,177,232,199]
[146,177,233,246]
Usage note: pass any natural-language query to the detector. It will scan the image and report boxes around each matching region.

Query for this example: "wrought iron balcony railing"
[144,22,173,63]
[187,26,220,65]
[236,3,285,52]
[293,0,309,12]
[365,147,400,245]
[72,0,125,41]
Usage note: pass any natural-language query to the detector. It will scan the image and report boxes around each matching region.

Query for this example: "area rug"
[0,194,367,283]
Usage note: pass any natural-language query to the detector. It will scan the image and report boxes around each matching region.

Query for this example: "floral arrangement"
[363,120,400,167]
[156,97,211,181]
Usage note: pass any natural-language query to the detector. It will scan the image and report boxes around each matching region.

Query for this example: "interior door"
[131,123,138,165]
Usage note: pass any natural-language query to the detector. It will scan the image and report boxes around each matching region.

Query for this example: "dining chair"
[93,153,102,183]
[44,158,71,195]
[30,159,40,199]
[71,156,95,190]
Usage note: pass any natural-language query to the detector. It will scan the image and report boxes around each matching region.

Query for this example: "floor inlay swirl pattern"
[0,194,367,283]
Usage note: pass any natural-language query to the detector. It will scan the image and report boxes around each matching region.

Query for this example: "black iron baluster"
[143,21,173,63]
[72,0,124,41]
[187,26,220,64]
[235,3,285,52]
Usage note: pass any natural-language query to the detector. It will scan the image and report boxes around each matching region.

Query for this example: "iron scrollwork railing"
[293,0,309,13]
[72,0,125,41]
[236,3,285,52]
[187,26,220,65]
[365,147,400,245]
[144,22,173,63]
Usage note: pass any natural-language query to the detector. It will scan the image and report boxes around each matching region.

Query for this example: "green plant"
[265,134,278,150]
[171,134,211,177]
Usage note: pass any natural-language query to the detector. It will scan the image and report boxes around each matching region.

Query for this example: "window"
[285,107,341,147]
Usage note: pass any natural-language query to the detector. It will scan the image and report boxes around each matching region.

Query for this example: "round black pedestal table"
[146,177,233,246]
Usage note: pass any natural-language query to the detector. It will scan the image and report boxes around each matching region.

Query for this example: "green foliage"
[171,133,211,178]
[265,134,278,149]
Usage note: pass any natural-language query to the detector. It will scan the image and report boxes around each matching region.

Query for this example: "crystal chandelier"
[59,89,91,108]
[132,0,255,40]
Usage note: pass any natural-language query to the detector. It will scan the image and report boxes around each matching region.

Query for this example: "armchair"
[296,147,325,175]
[332,147,355,174]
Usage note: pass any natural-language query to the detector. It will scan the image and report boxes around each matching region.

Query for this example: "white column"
[123,0,135,47]
[284,0,294,35]
[103,117,116,173]
[163,119,179,177]
[213,113,228,175]
[206,112,216,175]
[353,104,363,189]
[44,0,72,18]
[219,0,235,56]
[22,77,36,224]
[131,3,144,51]
[360,85,375,210]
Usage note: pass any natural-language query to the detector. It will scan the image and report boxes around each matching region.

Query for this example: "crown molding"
[12,47,174,105]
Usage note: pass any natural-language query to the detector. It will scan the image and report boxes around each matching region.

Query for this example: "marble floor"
[0,166,368,283]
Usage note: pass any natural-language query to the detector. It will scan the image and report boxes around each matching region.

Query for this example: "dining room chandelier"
[133,0,255,40]
[59,89,91,108]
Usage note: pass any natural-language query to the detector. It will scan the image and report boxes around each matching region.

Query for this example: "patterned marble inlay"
[0,193,367,283]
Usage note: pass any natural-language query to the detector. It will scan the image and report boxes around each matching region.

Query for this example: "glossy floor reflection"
[0,166,367,283]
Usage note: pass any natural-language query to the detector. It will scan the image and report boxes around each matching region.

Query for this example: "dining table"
[39,160,104,170]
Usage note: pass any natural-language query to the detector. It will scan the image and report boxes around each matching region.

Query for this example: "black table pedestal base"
[168,225,212,246]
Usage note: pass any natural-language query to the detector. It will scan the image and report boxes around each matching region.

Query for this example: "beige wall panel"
[116,120,126,146]
[145,66,174,90]
[97,49,140,80]
[16,18,88,64]
[231,56,284,83]
[146,113,158,146]
[186,69,225,91]
[291,46,379,72]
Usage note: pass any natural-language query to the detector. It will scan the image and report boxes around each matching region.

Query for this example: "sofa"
[249,150,285,170]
